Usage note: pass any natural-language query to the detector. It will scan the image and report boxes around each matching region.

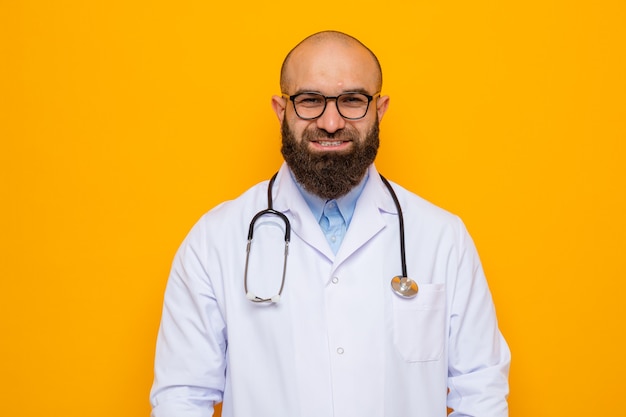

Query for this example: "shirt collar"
[290,168,369,228]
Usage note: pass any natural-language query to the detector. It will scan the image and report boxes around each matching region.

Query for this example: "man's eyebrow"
[343,87,371,95]
[288,89,322,95]
[289,87,374,96]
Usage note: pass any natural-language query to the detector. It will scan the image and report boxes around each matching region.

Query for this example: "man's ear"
[376,95,390,121]
[271,95,287,123]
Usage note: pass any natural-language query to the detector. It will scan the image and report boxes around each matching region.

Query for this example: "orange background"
[1,1,625,416]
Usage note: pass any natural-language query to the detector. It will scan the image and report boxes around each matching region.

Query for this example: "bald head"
[279,31,383,94]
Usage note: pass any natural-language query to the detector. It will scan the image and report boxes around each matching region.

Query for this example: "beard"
[281,118,380,200]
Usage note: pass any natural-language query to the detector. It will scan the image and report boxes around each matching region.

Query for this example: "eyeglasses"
[285,92,379,120]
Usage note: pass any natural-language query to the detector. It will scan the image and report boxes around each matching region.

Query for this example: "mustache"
[302,127,359,141]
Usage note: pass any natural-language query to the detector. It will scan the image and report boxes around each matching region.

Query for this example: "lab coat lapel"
[334,166,398,270]
[272,164,334,261]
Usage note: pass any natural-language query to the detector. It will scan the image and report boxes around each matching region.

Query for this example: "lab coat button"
[331,277,339,284]
[336,347,344,355]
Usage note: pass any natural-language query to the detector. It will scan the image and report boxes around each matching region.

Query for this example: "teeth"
[318,141,343,147]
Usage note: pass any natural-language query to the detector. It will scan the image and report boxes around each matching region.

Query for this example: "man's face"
[272,39,390,199]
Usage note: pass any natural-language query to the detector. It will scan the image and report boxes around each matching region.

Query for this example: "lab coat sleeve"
[447,219,511,416]
[150,218,226,417]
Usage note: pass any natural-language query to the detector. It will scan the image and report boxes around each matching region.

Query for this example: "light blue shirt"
[293,171,369,254]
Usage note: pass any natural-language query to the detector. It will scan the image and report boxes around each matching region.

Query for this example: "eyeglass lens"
[292,93,371,120]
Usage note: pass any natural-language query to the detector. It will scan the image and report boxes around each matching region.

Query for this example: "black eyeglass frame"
[284,92,380,120]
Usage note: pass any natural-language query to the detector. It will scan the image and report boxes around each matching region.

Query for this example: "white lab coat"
[150,163,510,417]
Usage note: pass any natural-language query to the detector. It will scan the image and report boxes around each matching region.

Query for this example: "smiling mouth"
[317,140,346,147]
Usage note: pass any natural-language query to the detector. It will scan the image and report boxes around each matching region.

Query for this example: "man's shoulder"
[383,180,466,236]
[386,180,456,217]
[207,179,270,217]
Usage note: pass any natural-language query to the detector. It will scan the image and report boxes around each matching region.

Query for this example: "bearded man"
[150,31,510,417]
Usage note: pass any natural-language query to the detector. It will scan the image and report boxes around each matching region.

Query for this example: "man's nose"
[315,100,346,133]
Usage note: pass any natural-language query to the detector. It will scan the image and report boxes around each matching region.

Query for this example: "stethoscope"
[244,172,418,303]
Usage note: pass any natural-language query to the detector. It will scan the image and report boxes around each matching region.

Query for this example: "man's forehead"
[288,37,372,68]
[282,39,380,92]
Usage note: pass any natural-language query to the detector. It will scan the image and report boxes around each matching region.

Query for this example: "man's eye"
[340,95,368,106]
[297,96,324,106]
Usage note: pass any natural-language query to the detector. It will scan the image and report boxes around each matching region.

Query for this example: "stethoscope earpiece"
[243,173,290,304]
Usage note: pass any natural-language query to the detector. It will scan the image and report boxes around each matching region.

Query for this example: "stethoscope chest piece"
[391,276,418,298]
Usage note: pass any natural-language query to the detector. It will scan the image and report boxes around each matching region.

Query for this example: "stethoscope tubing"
[379,175,408,279]
[244,172,414,302]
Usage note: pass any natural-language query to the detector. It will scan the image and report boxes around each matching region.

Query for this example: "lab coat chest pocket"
[392,283,446,362]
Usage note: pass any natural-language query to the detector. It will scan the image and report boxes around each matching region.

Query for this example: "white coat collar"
[272,162,399,268]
